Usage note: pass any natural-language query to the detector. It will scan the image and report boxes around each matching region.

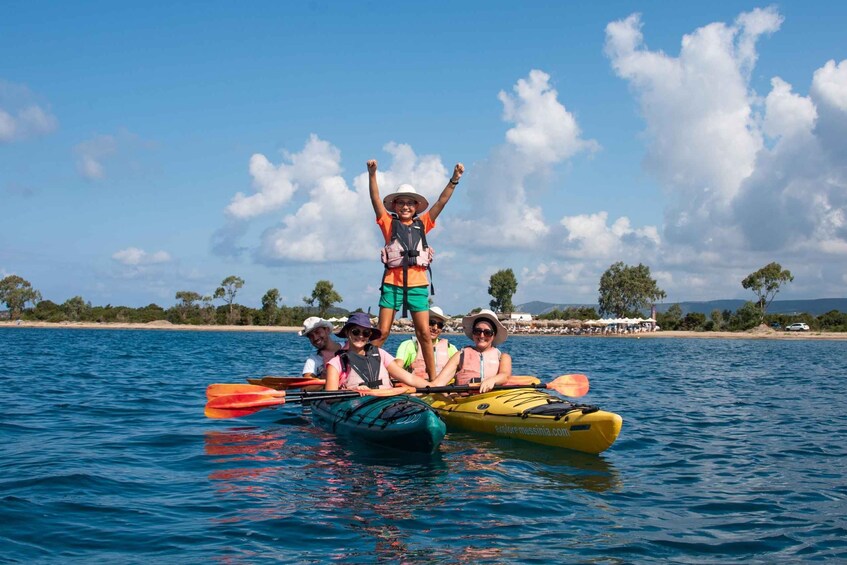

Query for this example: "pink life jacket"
[313,348,338,377]
[380,215,434,269]
[408,338,451,378]
[380,214,436,318]
[338,344,393,390]
[455,346,502,386]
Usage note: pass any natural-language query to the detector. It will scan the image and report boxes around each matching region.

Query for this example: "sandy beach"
[2,320,845,340]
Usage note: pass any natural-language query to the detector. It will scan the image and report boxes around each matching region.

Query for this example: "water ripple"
[1,328,846,562]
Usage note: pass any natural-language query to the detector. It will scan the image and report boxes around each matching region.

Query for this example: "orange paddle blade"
[206,392,287,410]
[546,373,590,397]
[206,383,283,400]
[254,376,327,389]
[204,405,267,419]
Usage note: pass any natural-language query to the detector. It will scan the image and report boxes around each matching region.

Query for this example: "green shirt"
[395,337,459,369]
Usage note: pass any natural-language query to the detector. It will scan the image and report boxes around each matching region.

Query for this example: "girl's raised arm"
[368,159,388,218]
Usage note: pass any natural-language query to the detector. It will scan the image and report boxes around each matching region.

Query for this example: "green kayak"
[308,394,446,453]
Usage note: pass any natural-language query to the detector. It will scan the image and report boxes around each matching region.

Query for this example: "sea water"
[1,328,845,563]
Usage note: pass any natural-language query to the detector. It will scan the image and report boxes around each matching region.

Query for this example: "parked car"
[786,322,810,332]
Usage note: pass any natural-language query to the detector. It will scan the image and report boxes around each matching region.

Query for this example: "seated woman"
[432,309,512,393]
[324,312,433,391]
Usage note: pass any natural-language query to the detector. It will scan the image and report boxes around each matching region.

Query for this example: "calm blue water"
[1,328,846,563]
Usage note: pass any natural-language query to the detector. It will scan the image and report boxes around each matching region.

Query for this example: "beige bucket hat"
[462,309,508,346]
[383,184,429,212]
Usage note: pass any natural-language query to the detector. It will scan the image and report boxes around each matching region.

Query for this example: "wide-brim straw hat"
[383,184,429,212]
[335,311,383,340]
[428,306,448,323]
[462,309,508,346]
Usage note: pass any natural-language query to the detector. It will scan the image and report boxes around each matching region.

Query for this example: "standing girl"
[367,159,463,380]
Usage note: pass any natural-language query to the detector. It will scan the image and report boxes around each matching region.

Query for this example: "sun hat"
[335,311,383,340]
[462,309,508,346]
[383,184,429,213]
[299,316,334,337]
[428,306,448,323]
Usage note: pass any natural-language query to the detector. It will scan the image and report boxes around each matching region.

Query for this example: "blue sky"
[2,1,846,315]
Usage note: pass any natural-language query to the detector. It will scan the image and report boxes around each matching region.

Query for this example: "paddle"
[423,373,589,398]
[204,386,415,419]
[246,376,326,389]
[207,383,287,400]
[205,374,588,419]
[505,375,541,386]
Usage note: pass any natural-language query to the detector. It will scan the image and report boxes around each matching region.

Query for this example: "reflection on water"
[204,415,622,562]
[442,432,622,494]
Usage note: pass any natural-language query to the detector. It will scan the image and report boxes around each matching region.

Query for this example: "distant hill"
[517,298,847,317]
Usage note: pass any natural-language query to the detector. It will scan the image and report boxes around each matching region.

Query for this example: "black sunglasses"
[429,320,444,329]
[349,327,373,338]
[472,327,495,337]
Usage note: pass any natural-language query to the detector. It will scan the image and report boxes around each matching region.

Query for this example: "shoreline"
[1,320,845,340]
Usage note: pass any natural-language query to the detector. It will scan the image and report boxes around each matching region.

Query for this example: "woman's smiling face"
[471,321,496,349]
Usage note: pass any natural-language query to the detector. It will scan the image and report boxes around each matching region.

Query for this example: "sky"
[2,1,846,316]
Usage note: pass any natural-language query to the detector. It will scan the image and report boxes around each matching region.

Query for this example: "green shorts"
[379,284,429,312]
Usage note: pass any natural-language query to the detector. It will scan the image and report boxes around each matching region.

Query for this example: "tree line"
[3,262,846,332]
[0,275,345,327]
[483,261,846,332]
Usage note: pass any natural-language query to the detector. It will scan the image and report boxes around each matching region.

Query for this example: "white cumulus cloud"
[499,69,598,164]
[446,70,598,249]
[217,137,454,264]
[112,247,172,266]
[0,81,58,143]
[811,59,847,112]
[226,134,341,220]
[605,9,782,247]
[559,211,660,259]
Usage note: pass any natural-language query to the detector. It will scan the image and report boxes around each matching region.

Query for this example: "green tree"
[818,310,847,331]
[710,309,724,331]
[741,262,793,324]
[261,288,281,326]
[199,295,216,325]
[679,312,706,331]
[539,306,598,320]
[598,262,666,317]
[62,296,90,321]
[0,275,42,320]
[727,301,760,331]
[31,300,65,322]
[304,280,342,317]
[488,268,518,313]
[175,290,202,323]
[657,303,682,330]
[214,275,245,324]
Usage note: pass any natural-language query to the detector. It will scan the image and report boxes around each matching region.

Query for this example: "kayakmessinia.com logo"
[494,425,571,437]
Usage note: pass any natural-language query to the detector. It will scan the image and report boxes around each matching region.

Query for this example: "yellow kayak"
[422,389,622,454]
